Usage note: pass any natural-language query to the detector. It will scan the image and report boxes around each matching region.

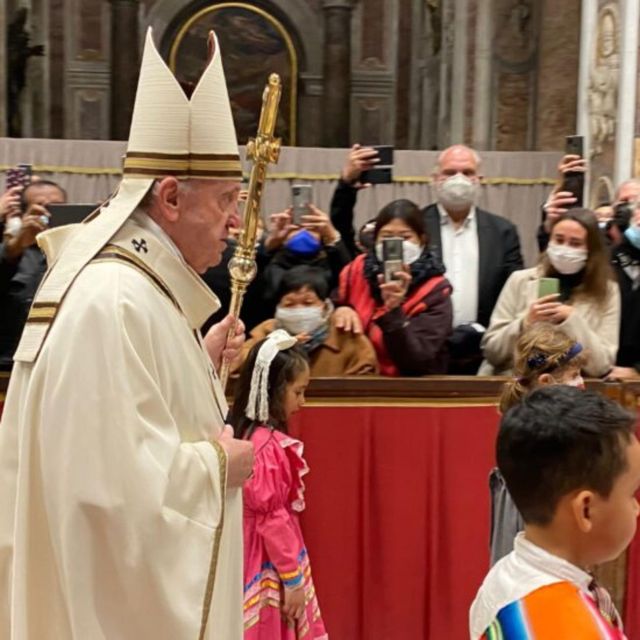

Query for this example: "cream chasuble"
[0,216,243,639]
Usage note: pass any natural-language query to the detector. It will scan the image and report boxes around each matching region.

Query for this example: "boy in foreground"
[470,386,640,639]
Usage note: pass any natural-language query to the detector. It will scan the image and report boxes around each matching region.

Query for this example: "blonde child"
[491,323,587,565]
[229,330,328,639]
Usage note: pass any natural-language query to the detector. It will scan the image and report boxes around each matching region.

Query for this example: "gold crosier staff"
[219,73,282,387]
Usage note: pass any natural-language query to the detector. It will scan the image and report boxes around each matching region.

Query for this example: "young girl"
[229,330,328,639]
[490,323,587,565]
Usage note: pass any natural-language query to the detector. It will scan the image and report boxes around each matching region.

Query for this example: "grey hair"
[615,178,640,200]
[433,144,482,174]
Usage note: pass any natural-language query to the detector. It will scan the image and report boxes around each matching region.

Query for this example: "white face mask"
[436,174,478,210]
[375,239,423,265]
[546,242,588,275]
[275,303,328,336]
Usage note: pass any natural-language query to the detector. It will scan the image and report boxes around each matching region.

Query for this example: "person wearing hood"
[231,264,378,377]
[329,144,523,374]
[260,203,351,316]
[334,199,453,376]
[480,208,620,377]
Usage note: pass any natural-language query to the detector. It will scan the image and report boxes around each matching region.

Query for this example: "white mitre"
[14,28,241,363]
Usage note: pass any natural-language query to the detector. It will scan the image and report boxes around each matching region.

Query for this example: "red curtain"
[289,405,498,640]
[625,512,640,637]
[289,405,640,640]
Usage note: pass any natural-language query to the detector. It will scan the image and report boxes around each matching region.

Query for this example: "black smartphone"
[561,135,584,208]
[382,237,403,282]
[46,204,97,228]
[291,184,312,225]
[361,145,394,185]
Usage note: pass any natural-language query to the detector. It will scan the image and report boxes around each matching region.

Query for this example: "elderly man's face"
[169,178,241,273]
[434,147,480,184]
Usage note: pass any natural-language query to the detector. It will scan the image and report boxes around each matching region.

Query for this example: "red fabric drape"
[289,405,497,640]
[625,505,640,637]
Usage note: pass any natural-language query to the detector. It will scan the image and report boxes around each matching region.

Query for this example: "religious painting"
[169,3,297,145]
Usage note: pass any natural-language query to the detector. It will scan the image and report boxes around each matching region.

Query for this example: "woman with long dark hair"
[334,199,453,376]
[480,209,620,376]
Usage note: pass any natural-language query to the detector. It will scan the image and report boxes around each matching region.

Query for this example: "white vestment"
[0,217,243,639]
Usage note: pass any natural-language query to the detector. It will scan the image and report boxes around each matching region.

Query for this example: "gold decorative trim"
[94,245,180,310]
[26,303,58,324]
[198,439,228,640]
[168,2,299,145]
[298,398,500,408]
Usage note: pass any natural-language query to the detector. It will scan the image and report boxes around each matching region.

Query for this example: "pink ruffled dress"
[243,426,328,639]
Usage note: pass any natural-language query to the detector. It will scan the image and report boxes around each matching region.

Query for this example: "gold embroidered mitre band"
[123,152,242,179]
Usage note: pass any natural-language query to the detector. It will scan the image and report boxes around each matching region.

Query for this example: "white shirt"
[437,204,479,327]
[469,533,602,640]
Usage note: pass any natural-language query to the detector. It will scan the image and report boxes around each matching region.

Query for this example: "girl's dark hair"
[541,208,613,305]
[277,265,329,302]
[228,338,309,439]
[373,199,428,243]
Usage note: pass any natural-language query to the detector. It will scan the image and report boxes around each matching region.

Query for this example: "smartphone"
[291,184,312,225]
[382,237,403,282]
[561,135,584,208]
[6,163,32,190]
[46,204,97,228]
[361,145,394,185]
[538,277,560,298]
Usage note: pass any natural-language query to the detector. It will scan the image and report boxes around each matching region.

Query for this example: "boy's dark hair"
[228,338,309,439]
[277,265,329,302]
[498,386,635,526]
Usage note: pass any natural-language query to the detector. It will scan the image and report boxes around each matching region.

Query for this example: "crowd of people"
[3,145,640,383]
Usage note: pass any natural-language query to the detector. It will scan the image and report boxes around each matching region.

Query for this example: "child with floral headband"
[229,330,328,639]
[490,323,587,565]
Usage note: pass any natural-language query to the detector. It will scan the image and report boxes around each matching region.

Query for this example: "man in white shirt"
[425,145,523,373]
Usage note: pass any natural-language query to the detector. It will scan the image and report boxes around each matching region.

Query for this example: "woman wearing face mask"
[260,204,352,315]
[480,209,620,376]
[335,199,453,376]
[231,265,378,377]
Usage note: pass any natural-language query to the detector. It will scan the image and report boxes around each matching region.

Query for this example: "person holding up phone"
[330,144,524,375]
[260,195,351,315]
[480,209,620,377]
[334,199,453,376]
[0,179,66,372]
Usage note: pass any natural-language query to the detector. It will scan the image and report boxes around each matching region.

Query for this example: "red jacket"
[338,254,453,376]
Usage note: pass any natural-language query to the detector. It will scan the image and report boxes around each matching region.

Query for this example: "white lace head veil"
[245,329,298,423]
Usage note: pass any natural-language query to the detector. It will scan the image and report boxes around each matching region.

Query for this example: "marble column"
[322,0,354,147]
[614,0,639,184]
[450,0,468,143]
[472,0,493,150]
[577,0,598,200]
[0,3,6,137]
[109,0,140,140]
